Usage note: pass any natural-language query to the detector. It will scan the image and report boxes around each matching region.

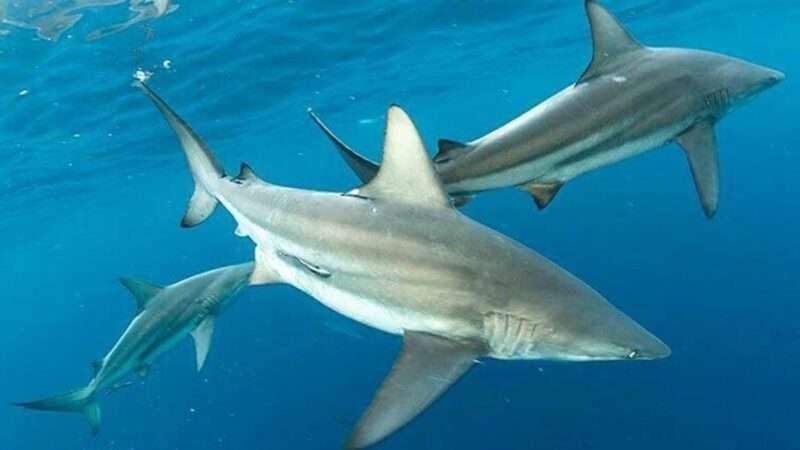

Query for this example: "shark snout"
[627,333,671,360]
[766,69,785,86]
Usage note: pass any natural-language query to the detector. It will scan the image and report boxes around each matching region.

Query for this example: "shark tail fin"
[15,386,100,435]
[136,81,225,228]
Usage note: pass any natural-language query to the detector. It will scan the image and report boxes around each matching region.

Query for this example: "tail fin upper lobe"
[15,386,100,435]
[136,82,225,227]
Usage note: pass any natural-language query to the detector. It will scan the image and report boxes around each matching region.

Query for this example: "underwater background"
[0,0,797,449]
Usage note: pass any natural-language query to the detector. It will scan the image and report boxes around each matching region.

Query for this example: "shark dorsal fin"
[119,277,163,311]
[234,162,259,183]
[577,0,643,84]
[352,106,450,209]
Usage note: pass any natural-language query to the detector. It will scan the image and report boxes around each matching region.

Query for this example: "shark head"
[689,51,784,116]
[531,297,671,362]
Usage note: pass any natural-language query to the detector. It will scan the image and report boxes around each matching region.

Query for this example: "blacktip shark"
[310,0,784,218]
[15,262,253,434]
[137,82,670,448]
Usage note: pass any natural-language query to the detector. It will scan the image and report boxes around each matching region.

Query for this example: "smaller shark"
[310,0,784,217]
[15,262,254,434]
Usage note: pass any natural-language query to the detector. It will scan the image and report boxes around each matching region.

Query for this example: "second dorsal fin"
[434,139,469,164]
[577,0,643,84]
[351,106,450,209]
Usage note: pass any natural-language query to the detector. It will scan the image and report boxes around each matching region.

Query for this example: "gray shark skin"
[15,262,253,434]
[310,0,784,218]
[138,82,669,448]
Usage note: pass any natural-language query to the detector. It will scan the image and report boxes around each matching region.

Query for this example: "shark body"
[16,263,253,433]
[311,0,784,217]
[138,83,669,448]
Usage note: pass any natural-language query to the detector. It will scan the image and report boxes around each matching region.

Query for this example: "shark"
[15,262,254,434]
[137,82,670,448]
[309,0,784,218]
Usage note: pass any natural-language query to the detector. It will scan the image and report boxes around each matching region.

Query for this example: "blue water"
[1,1,797,449]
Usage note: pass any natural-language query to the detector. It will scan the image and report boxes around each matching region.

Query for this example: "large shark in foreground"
[138,83,670,448]
[310,0,784,217]
[15,263,253,433]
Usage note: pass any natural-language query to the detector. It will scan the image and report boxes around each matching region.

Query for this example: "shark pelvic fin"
[352,106,450,209]
[578,0,643,84]
[677,121,719,218]
[250,247,283,285]
[308,110,380,184]
[434,139,469,164]
[119,277,163,312]
[520,181,563,210]
[191,316,215,371]
[347,331,486,449]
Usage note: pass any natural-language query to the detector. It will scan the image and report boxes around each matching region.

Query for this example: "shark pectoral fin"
[308,110,380,184]
[119,278,163,312]
[520,181,563,210]
[191,316,215,371]
[452,195,474,208]
[352,106,451,209]
[83,402,101,436]
[677,122,719,218]
[347,331,486,449]
[577,0,643,84]
[434,139,469,164]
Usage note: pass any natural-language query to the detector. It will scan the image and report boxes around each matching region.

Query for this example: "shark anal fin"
[347,331,486,449]
[191,316,215,371]
[353,106,451,209]
[119,278,163,312]
[308,110,380,184]
[677,121,719,218]
[578,0,643,84]
[519,181,563,210]
[434,139,469,164]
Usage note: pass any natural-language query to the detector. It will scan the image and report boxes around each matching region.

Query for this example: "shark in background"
[15,262,253,434]
[138,82,670,448]
[310,0,784,218]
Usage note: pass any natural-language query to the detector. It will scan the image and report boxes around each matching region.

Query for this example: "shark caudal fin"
[308,110,380,184]
[15,386,100,435]
[136,82,226,227]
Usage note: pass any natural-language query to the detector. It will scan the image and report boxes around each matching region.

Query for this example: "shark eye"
[627,349,639,359]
